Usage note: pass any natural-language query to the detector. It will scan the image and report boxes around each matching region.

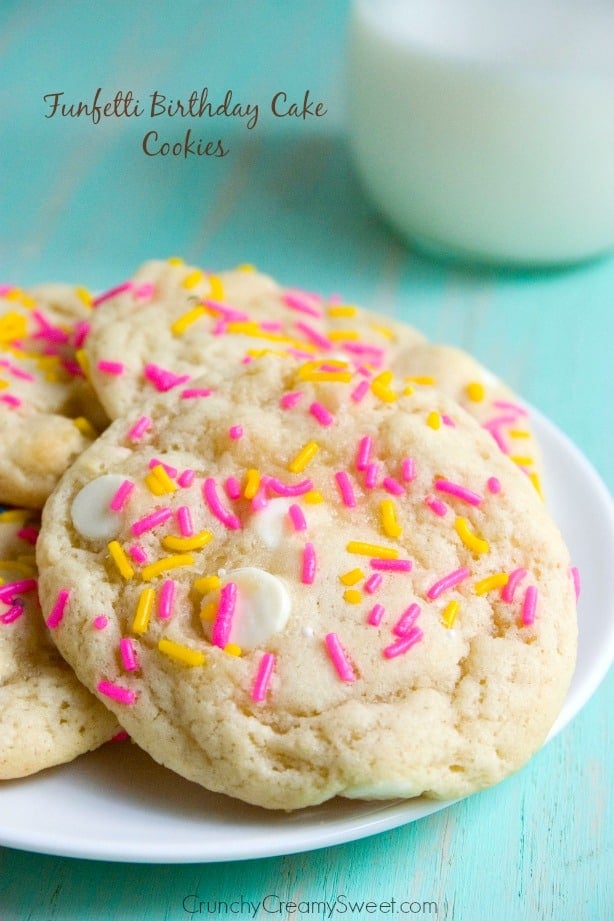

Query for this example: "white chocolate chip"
[70,474,128,540]
[203,566,291,650]
[250,498,293,549]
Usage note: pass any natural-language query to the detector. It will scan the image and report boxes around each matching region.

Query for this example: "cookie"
[0,507,120,779]
[36,356,577,810]
[0,282,108,508]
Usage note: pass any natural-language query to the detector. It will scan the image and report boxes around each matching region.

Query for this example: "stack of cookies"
[0,260,578,809]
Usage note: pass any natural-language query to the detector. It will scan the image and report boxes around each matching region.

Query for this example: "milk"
[347,0,614,266]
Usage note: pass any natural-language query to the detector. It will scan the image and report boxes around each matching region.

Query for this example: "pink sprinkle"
[401,457,416,482]
[309,401,334,427]
[148,458,178,478]
[92,281,133,307]
[251,652,276,702]
[266,477,313,497]
[370,559,412,572]
[435,479,482,506]
[283,289,323,318]
[393,603,421,637]
[119,637,139,671]
[0,604,25,625]
[97,360,124,375]
[158,580,176,620]
[181,388,212,399]
[280,390,304,410]
[424,495,448,517]
[364,573,383,594]
[144,363,190,393]
[17,526,39,545]
[383,627,424,659]
[62,358,85,378]
[260,320,283,333]
[251,488,268,512]
[109,479,135,512]
[302,542,316,584]
[131,507,172,536]
[294,321,332,351]
[110,730,130,743]
[0,394,21,408]
[351,379,370,403]
[356,435,372,471]
[367,603,385,626]
[229,425,243,439]
[343,342,386,362]
[225,476,242,500]
[93,615,108,630]
[521,585,538,626]
[72,320,91,349]
[570,566,581,601]
[0,359,35,381]
[203,478,241,529]
[383,476,404,496]
[212,320,227,336]
[324,632,356,682]
[127,416,152,442]
[442,414,456,427]
[203,297,250,323]
[178,469,196,488]
[493,399,528,417]
[335,471,357,508]
[46,589,69,629]
[212,582,237,647]
[427,567,471,600]
[487,477,502,494]
[134,282,155,300]
[501,568,527,603]
[97,679,137,705]
[0,578,37,601]
[177,506,194,537]
[128,545,148,564]
[364,462,379,489]
[0,284,15,296]
[288,504,307,531]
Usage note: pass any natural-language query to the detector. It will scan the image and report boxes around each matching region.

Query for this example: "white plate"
[1,407,613,863]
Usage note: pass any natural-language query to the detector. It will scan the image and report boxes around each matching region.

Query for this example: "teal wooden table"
[0,2,611,919]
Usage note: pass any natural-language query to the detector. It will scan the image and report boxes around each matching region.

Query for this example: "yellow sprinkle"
[510,456,533,467]
[182,269,205,289]
[75,348,91,379]
[426,411,441,430]
[207,274,225,301]
[162,531,213,553]
[200,600,218,622]
[237,263,255,273]
[223,643,242,657]
[158,638,205,667]
[340,568,364,586]
[3,289,22,302]
[75,286,93,308]
[303,490,324,504]
[132,587,155,634]
[454,517,490,555]
[328,329,359,341]
[371,370,397,403]
[167,257,185,266]
[194,574,222,594]
[509,429,531,439]
[144,472,166,496]
[107,541,135,580]
[474,573,509,595]
[141,553,194,582]
[243,468,261,500]
[0,379,9,390]
[406,375,436,386]
[368,322,395,341]
[402,385,414,396]
[288,441,320,474]
[380,498,403,538]
[346,541,398,559]
[171,305,206,336]
[0,509,31,523]
[305,370,353,382]
[150,464,176,493]
[442,600,459,628]
[343,589,362,604]
[466,381,485,402]
[529,472,544,499]
[19,293,36,309]
[72,416,97,439]
[327,305,357,317]
[0,312,28,342]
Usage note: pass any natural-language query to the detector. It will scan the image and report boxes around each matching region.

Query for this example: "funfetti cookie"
[0,282,108,508]
[0,507,120,780]
[82,258,426,420]
[36,355,577,810]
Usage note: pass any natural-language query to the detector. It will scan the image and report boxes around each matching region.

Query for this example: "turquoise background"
[0,2,611,918]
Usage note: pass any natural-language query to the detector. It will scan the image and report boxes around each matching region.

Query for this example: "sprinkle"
[302,542,316,584]
[382,476,404,496]
[493,399,528,416]
[212,582,237,648]
[148,458,178,478]
[454,517,490,555]
[347,541,398,559]
[251,652,276,702]
[243,468,261,500]
[364,463,379,489]
[181,387,212,399]
[501,568,527,603]
[340,568,364,586]
[224,643,242,657]
[92,281,132,307]
[0,578,37,601]
[474,573,509,595]
[303,490,323,504]
[364,573,383,594]
[370,558,412,573]
[427,567,471,600]
[229,425,243,440]
[131,507,173,536]
[109,479,135,512]
[108,541,135,580]
[424,495,448,517]
[158,580,176,619]
[325,632,356,682]
[435,479,482,507]
[383,626,424,658]
[0,394,21,408]
[529,472,544,499]
[426,411,441,429]
[367,603,385,626]
[0,605,25,624]
[149,464,176,494]
[570,566,581,601]
[194,574,221,594]
[144,363,190,392]
[351,379,370,403]
[127,416,152,442]
[132,587,155,633]
[393,603,421,636]
[266,477,313,497]
[356,435,372,471]
[343,589,362,604]
[521,585,538,626]
[182,269,205,289]
[288,504,307,532]
[177,505,194,537]
[295,321,332,350]
[178,469,196,488]
[335,471,357,508]
[93,615,108,630]
[162,531,213,552]
[97,680,136,705]
[97,360,124,375]
[466,381,485,402]
[371,371,397,402]
[280,390,303,409]
[203,478,241,529]
[222,476,240,500]
[134,282,154,300]
[309,401,334,427]
[288,441,320,474]
[141,554,194,582]
[158,638,205,667]
[119,637,139,671]
[442,600,460,628]
[73,417,97,439]
[401,457,416,482]
[510,455,534,468]
[487,477,502,494]
[128,545,148,564]
[407,375,436,386]
[380,498,402,538]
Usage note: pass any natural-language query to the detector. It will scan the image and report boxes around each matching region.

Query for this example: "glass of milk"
[347,0,614,266]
